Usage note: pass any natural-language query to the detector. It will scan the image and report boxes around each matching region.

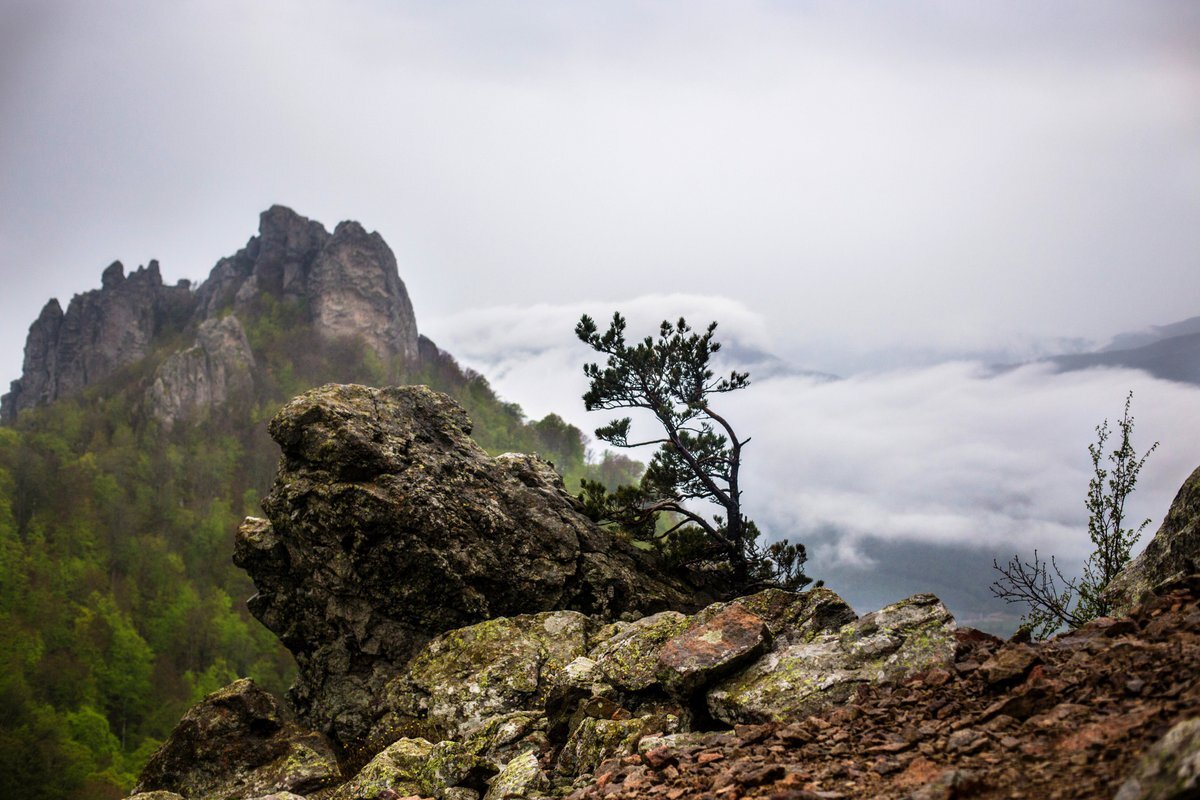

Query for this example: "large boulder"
[706,593,956,725]
[1107,464,1200,615]
[234,383,699,750]
[133,678,340,799]
[373,611,597,747]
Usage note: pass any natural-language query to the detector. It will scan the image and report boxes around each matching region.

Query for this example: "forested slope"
[0,288,636,800]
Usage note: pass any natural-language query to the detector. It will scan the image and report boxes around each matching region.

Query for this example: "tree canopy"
[576,312,810,592]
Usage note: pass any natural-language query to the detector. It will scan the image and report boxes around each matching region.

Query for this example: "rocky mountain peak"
[1,207,422,424]
[1,259,193,423]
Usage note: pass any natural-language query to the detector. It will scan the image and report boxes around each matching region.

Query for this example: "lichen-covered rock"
[458,712,552,767]
[706,593,957,725]
[588,612,691,693]
[330,737,495,800]
[483,751,551,800]
[374,612,596,746]
[702,587,858,645]
[134,678,340,800]
[1115,717,1200,800]
[125,792,186,800]
[556,715,674,778]
[1107,464,1200,615]
[234,383,699,751]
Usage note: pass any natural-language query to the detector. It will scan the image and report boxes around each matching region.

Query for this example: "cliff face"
[192,205,419,363]
[0,260,193,422]
[1,206,421,424]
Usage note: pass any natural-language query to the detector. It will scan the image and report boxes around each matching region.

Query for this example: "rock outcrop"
[233,383,700,751]
[133,679,340,799]
[130,376,1200,800]
[1107,463,1200,615]
[1,261,193,422]
[565,577,1200,800]
[148,315,257,429]
[193,205,419,362]
[2,206,422,424]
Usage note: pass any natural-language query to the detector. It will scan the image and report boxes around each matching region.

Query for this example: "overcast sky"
[2,0,1198,383]
[3,1,1199,628]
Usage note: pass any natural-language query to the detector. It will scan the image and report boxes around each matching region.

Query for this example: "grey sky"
[2,0,1199,385]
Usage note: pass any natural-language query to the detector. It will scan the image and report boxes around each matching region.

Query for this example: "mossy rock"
[483,751,551,800]
[707,593,956,725]
[587,611,690,692]
[330,737,496,800]
[378,611,597,743]
[555,716,667,777]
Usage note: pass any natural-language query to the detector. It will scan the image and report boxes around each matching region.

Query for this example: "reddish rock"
[656,606,771,695]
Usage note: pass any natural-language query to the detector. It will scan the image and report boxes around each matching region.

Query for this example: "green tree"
[991,391,1158,639]
[575,312,810,592]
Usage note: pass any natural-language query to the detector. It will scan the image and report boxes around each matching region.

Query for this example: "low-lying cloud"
[426,296,1200,629]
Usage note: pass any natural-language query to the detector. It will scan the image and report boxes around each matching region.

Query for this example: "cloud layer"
[427,296,1200,628]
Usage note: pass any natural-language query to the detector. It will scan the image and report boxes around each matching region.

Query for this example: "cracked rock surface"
[234,383,699,753]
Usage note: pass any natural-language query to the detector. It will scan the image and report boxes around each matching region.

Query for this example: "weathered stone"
[458,712,551,766]
[706,594,957,725]
[125,792,186,800]
[374,612,596,746]
[308,220,419,362]
[980,643,1041,689]
[697,587,858,645]
[234,383,699,751]
[148,314,257,428]
[656,605,771,695]
[134,678,340,800]
[556,716,670,778]
[330,737,495,800]
[588,612,691,693]
[483,751,550,800]
[1107,464,1200,615]
[193,205,419,362]
[1115,717,1200,800]
[2,261,193,422]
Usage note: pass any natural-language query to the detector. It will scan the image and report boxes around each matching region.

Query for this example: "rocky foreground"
[124,386,1200,800]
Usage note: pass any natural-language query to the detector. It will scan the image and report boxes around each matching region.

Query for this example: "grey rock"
[1107,464,1200,615]
[148,315,256,428]
[328,737,494,800]
[134,678,340,800]
[308,220,419,362]
[233,383,699,754]
[706,593,956,725]
[1115,717,1200,800]
[483,751,549,800]
[373,611,596,746]
[193,205,419,362]
[2,261,193,422]
[4,205,424,424]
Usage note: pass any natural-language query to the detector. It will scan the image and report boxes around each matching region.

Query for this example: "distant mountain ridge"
[1,205,420,424]
[1045,314,1200,386]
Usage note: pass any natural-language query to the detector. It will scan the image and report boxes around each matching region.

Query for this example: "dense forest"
[0,294,639,800]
